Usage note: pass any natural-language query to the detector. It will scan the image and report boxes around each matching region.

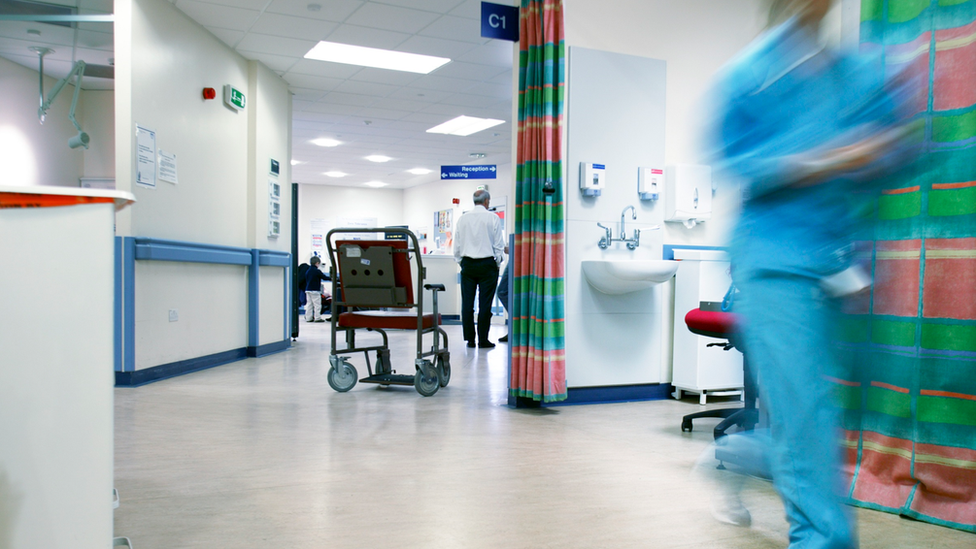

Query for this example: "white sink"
[581,260,679,295]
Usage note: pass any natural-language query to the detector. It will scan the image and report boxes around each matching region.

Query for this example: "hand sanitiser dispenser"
[638,167,663,201]
[665,164,712,228]
[580,162,605,197]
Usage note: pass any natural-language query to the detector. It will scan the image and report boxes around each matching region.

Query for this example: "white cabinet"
[0,187,132,548]
[670,249,743,404]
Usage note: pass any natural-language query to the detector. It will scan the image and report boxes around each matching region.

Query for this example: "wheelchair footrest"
[360,374,415,386]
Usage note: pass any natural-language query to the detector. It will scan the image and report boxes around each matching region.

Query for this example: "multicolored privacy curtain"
[834,0,976,533]
[510,0,567,403]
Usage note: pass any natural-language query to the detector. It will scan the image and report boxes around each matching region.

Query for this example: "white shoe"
[710,495,751,527]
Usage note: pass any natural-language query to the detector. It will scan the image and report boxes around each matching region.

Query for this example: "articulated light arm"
[38,60,89,149]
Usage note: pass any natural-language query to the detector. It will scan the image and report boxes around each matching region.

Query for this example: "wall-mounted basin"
[581,260,679,295]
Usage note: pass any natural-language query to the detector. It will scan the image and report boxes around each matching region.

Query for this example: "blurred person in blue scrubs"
[703,0,921,547]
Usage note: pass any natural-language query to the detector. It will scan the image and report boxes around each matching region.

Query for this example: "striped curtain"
[510,0,567,404]
[834,0,976,533]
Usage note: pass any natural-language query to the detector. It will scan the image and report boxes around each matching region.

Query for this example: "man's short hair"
[310,256,321,266]
[473,189,490,205]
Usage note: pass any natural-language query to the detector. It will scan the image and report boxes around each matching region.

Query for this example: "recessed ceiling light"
[324,171,347,178]
[304,41,450,74]
[469,153,486,159]
[427,116,505,137]
[407,168,432,175]
[311,138,341,147]
[363,181,388,188]
[291,159,304,166]
[365,155,392,163]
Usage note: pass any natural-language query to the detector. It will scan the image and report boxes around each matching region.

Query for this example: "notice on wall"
[337,217,378,241]
[310,218,331,256]
[135,124,156,189]
[158,150,178,184]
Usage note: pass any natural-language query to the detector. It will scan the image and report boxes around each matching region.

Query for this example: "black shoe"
[466,341,476,348]
[498,334,509,342]
[479,341,495,348]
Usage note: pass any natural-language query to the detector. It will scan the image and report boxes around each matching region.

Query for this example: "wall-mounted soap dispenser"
[580,162,605,197]
[665,164,712,228]
[638,167,663,201]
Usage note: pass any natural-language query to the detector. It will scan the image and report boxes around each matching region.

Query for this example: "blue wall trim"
[115,347,249,387]
[247,339,291,358]
[544,383,674,406]
[662,244,726,260]
[116,237,292,379]
[123,237,136,372]
[114,237,123,372]
[133,237,253,265]
[259,251,290,267]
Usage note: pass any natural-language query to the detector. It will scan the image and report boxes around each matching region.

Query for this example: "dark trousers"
[460,257,499,344]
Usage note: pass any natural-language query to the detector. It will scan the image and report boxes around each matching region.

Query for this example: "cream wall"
[563,0,767,248]
[115,0,293,369]
[0,56,109,187]
[296,184,404,263]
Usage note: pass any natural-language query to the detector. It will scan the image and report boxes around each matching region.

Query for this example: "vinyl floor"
[113,322,975,548]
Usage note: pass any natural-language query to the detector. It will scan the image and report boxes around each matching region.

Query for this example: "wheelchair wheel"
[436,354,451,387]
[328,361,358,392]
[414,368,439,397]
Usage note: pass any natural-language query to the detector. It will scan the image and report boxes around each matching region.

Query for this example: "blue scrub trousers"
[735,273,857,549]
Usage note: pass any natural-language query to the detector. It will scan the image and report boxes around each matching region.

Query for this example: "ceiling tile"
[370,0,467,13]
[417,15,487,43]
[266,0,365,22]
[289,87,328,102]
[372,97,429,111]
[282,72,345,91]
[347,67,422,87]
[462,81,511,99]
[401,112,452,124]
[183,0,270,9]
[245,51,300,72]
[352,107,413,121]
[174,0,260,31]
[438,92,500,108]
[287,58,363,79]
[321,24,411,50]
[386,87,451,103]
[236,33,317,58]
[319,90,378,107]
[447,0,484,20]
[303,101,365,114]
[456,40,515,67]
[0,21,76,47]
[206,27,245,49]
[249,14,338,42]
[344,3,441,34]
[409,74,470,92]
[433,61,507,82]
[333,79,401,98]
[395,34,478,59]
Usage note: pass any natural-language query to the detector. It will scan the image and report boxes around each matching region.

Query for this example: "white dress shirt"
[453,205,505,265]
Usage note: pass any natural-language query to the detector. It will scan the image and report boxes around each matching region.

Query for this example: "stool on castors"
[681,306,758,440]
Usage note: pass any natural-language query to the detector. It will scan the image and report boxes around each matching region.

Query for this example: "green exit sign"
[223,84,245,110]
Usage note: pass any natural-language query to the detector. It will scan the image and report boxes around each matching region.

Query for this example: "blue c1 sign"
[441,165,497,180]
[481,2,519,42]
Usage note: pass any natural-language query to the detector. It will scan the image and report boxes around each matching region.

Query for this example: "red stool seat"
[684,308,738,339]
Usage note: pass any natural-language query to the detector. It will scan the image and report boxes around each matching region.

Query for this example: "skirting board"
[510,383,674,408]
[115,342,290,387]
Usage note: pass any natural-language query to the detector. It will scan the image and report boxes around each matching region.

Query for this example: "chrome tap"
[621,205,636,239]
[596,206,659,250]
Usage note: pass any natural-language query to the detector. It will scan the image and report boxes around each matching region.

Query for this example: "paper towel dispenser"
[665,164,711,228]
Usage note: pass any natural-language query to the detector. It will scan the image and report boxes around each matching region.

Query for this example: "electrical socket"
[168,309,178,322]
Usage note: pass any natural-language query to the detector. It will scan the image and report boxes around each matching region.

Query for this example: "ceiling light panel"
[324,171,347,178]
[365,155,392,163]
[408,168,432,175]
[304,41,450,74]
[363,181,389,188]
[427,115,505,137]
[311,138,341,147]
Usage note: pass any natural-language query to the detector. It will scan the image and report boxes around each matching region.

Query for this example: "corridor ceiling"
[0,0,517,189]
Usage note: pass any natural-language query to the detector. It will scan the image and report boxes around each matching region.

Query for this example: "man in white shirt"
[453,190,506,348]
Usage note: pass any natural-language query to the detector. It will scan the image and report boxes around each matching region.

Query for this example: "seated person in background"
[297,261,310,307]
[304,256,330,323]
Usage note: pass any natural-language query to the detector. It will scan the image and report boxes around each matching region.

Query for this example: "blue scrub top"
[708,18,918,281]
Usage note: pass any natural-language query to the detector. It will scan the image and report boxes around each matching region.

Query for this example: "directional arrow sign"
[441,165,497,180]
